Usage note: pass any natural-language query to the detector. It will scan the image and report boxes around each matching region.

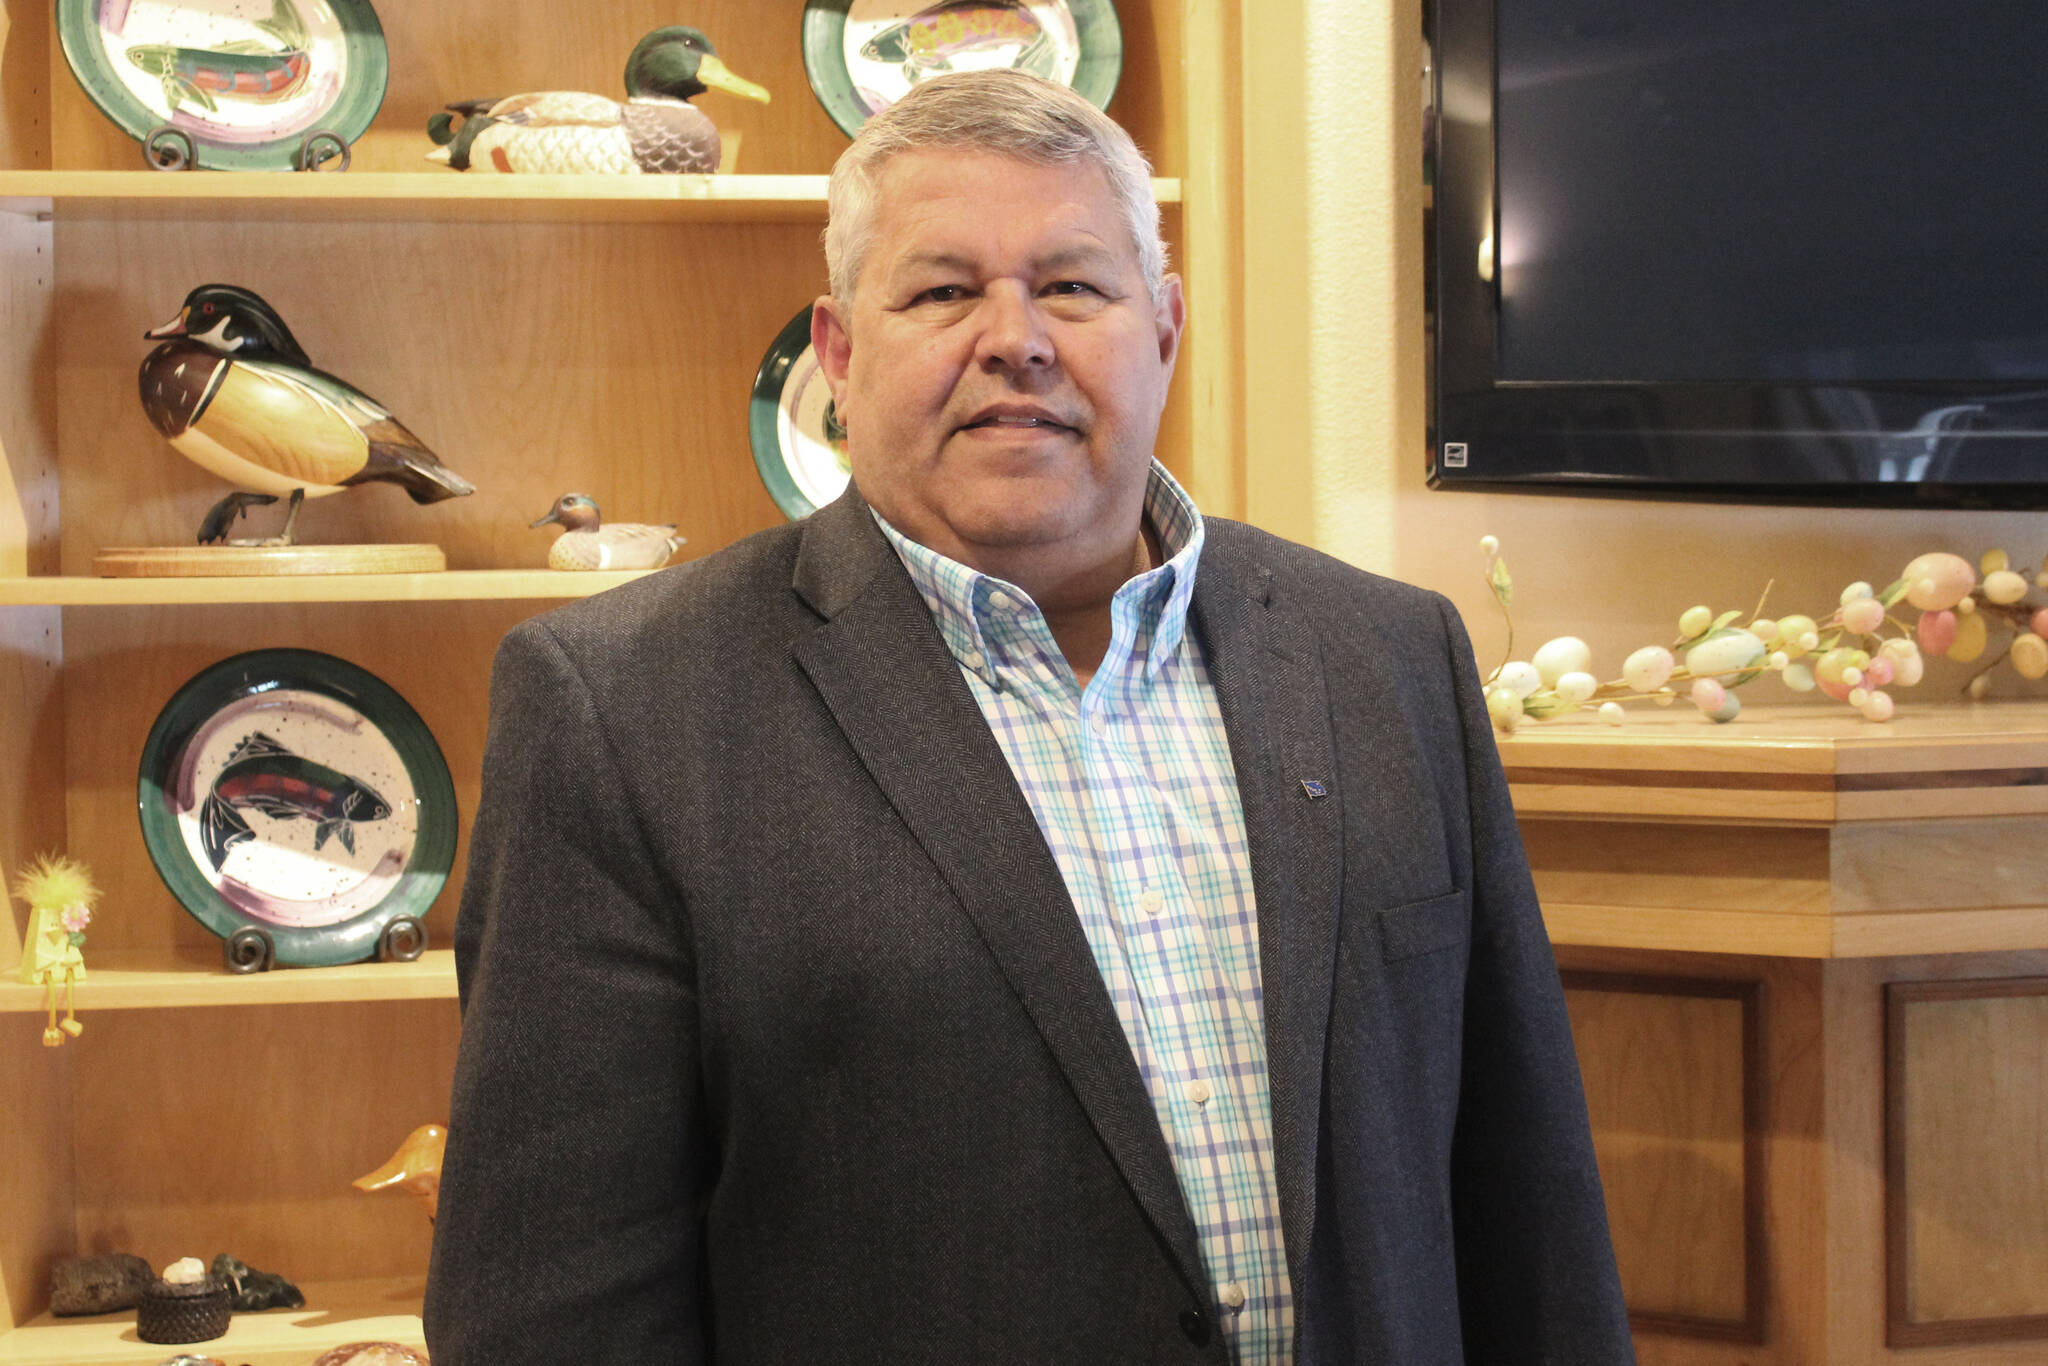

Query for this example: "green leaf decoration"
[1879,576,1912,607]
[1712,609,1742,630]
[1520,692,1574,719]
[1489,558,1513,608]
[1817,629,1842,653]
[67,931,85,948]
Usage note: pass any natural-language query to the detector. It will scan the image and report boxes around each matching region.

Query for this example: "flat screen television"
[1429,0,2048,507]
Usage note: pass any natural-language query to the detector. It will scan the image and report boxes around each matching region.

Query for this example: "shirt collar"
[873,460,1207,688]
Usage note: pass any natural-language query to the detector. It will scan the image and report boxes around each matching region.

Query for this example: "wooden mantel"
[1496,701,2048,958]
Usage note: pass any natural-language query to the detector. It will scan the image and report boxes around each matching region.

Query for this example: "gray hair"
[823,69,1167,302]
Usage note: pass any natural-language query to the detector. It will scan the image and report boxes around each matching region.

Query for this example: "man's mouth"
[961,408,1078,434]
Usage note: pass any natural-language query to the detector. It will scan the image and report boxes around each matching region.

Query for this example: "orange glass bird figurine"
[354,1122,447,1222]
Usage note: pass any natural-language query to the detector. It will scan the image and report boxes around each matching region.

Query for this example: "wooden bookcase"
[0,2,1245,1359]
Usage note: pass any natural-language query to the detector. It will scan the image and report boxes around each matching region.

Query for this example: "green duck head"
[145,283,312,367]
[532,493,602,531]
[624,26,770,105]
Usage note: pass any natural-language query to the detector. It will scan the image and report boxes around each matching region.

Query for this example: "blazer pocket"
[1375,886,1472,962]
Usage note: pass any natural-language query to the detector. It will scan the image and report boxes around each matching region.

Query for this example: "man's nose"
[974,283,1054,371]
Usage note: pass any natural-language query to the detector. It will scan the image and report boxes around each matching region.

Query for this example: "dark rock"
[49,1252,152,1315]
[209,1253,305,1311]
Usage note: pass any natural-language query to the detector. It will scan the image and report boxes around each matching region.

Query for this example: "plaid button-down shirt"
[875,462,1293,1363]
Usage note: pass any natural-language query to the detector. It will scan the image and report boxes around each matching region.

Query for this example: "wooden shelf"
[0,569,661,606]
[0,1276,424,1365]
[0,949,456,1011]
[0,170,1183,224]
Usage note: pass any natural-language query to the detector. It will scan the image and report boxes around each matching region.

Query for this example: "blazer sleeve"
[1435,596,1637,1364]
[424,617,706,1363]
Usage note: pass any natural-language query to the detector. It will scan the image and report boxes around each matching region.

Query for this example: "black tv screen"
[1430,0,2048,505]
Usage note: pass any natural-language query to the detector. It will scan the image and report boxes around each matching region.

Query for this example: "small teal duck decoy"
[531,494,686,570]
[425,27,769,175]
[139,284,475,545]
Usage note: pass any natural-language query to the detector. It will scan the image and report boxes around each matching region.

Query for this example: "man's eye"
[1044,281,1101,297]
[915,285,967,304]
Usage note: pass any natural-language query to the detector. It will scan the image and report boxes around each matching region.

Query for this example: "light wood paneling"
[60,601,538,957]
[0,1025,71,1333]
[1888,980,2048,1344]
[1524,821,1833,917]
[0,1,51,171]
[69,1001,458,1284]
[0,948,454,1012]
[0,569,655,606]
[1564,974,1759,1336]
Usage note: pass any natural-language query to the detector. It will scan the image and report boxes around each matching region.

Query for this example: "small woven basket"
[136,1275,231,1343]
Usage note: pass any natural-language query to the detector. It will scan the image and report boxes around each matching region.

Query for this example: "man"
[426,69,1632,1364]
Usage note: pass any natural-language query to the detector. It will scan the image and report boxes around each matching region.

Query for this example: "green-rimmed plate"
[59,0,388,171]
[138,648,455,969]
[801,0,1122,139]
[748,304,852,519]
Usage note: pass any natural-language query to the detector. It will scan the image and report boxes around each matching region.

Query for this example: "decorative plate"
[801,0,1122,138]
[58,0,389,171]
[748,305,852,519]
[138,648,455,968]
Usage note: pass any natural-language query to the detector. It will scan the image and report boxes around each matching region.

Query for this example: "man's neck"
[1036,522,1161,690]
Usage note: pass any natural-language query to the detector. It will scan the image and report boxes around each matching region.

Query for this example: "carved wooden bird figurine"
[139,284,474,545]
[353,1122,447,1223]
[425,26,769,175]
[531,493,686,570]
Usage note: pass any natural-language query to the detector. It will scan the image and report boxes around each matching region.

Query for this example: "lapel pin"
[1300,779,1328,799]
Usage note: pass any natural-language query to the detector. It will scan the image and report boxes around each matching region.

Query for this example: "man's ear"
[812,295,854,411]
[1153,273,1186,372]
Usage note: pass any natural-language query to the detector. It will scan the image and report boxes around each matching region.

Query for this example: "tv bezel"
[1428,0,2048,509]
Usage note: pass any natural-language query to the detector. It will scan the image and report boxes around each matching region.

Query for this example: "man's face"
[813,149,1184,587]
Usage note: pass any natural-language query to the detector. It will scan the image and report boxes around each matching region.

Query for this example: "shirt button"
[961,649,985,672]
[988,591,1014,612]
[1088,712,1107,736]
[1221,1282,1248,1312]
[1184,1078,1211,1106]
[1140,888,1164,916]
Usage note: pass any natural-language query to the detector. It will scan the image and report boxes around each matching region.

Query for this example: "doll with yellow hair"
[12,854,96,1046]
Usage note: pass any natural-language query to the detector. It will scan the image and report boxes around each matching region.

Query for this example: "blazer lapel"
[1190,527,1344,1293]
[789,490,1211,1303]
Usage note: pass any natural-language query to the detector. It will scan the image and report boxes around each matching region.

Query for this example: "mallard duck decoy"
[140,284,475,545]
[426,26,769,175]
[353,1122,447,1223]
[531,493,686,570]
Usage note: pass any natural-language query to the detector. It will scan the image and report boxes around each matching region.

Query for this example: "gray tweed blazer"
[423,486,1633,1365]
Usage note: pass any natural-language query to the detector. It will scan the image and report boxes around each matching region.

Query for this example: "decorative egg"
[1863,655,1895,687]
[1554,671,1599,703]
[1901,552,1976,611]
[1749,618,1778,645]
[1984,569,2030,605]
[1486,687,1524,731]
[1494,661,1542,698]
[1599,701,1626,725]
[1684,628,1767,685]
[1861,690,1895,722]
[1840,581,1874,605]
[1815,646,1871,702]
[1678,605,1713,638]
[1917,610,1957,656]
[2033,607,2048,638]
[1957,594,1977,615]
[1479,534,1499,556]
[1781,662,1816,691]
[1533,636,1594,686]
[1950,609,1988,663]
[1622,645,1675,692]
[1705,691,1741,723]
[1840,598,1886,635]
[1776,614,1818,658]
[1690,678,1727,711]
[2013,632,2048,680]
[1970,674,1991,699]
[1982,548,2009,574]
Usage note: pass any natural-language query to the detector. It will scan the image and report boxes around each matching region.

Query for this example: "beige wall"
[1242,0,2046,701]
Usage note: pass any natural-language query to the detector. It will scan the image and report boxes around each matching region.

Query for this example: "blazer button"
[1179,1309,1211,1346]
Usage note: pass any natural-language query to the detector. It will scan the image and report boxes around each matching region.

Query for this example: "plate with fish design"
[137,648,456,969]
[58,0,388,171]
[749,304,853,519]
[801,0,1121,138]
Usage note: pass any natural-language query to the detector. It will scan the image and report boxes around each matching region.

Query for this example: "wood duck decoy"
[353,1122,447,1223]
[531,493,686,570]
[139,284,475,545]
[425,26,769,175]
